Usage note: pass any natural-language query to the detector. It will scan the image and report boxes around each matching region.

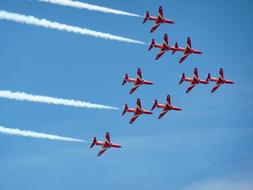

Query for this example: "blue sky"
[0,0,253,189]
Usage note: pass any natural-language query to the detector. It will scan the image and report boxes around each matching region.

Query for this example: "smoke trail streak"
[0,125,85,143]
[0,10,145,44]
[0,90,118,110]
[38,0,141,17]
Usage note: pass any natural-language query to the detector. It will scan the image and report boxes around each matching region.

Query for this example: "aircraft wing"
[166,95,171,105]
[155,50,166,60]
[187,37,192,48]
[137,68,142,79]
[130,113,140,124]
[164,33,168,45]
[194,68,199,78]
[186,84,196,93]
[151,23,161,33]
[179,53,190,63]
[136,98,142,110]
[158,110,168,119]
[105,132,110,142]
[211,84,221,93]
[97,147,108,157]
[219,68,224,78]
[158,6,164,18]
[130,85,140,94]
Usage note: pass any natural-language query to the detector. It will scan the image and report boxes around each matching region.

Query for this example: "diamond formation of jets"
[179,68,208,93]
[151,95,182,119]
[148,33,202,63]
[122,98,153,124]
[122,68,153,94]
[143,6,174,33]
[207,68,234,93]
[90,132,121,157]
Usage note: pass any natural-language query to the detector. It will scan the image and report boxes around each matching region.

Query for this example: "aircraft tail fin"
[179,73,186,85]
[148,38,155,51]
[122,73,128,85]
[172,42,178,54]
[151,99,158,110]
[143,11,150,23]
[90,137,97,148]
[122,104,128,116]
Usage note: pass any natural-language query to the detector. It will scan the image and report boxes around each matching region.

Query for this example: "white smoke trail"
[0,90,118,110]
[0,10,145,44]
[0,125,85,143]
[38,0,141,17]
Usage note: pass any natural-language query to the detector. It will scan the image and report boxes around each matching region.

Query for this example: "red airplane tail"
[122,104,128,116]
[172,42,178,54]
[143,11,150,23]
[122,73,128,85]
[151,99,158,110]
[179,73,186,85]
[90,137,97,148]
[148,38,155,51]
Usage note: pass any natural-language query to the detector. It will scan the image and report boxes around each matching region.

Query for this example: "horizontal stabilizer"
[151,99,158,110]
[122,104,128,116]
[179,73,185,85]
[122,73,128,85]
[148,38,155,51]
[143,11,150,23]
[172,42,178,54]
[90,137,97,148]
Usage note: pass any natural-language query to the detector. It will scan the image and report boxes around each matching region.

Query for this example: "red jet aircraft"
[179,68,208,93]
[148,33,179,60]
[176,37,203,63]
[143,6,174,33]
[148,35,202,63]
[122,68,153,94]
[151,95,182,119]
[207,68,234,93]
[90,132,121,157]
[122,98,153,124]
